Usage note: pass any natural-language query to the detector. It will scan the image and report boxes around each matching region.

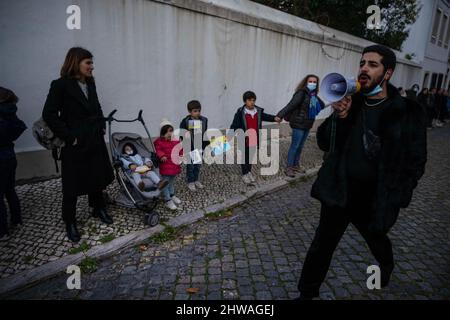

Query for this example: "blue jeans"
[287,128,309,167]
[186,164,201,183]
[161,175,177,201]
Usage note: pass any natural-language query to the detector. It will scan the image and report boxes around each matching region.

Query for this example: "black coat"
[276,89,325,130]
[0,103,27,161]
[42,77,114,197]
[179,115,209,151]
[230,105,276,147]
[311,84,427,234]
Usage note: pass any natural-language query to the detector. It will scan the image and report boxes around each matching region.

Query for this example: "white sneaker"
[436,121,443,127]
[165,200,178,210]
[242,174,252,184]
[194,181,204,189]
[187,183,196,191]
[248,173,256,182]
[171,196,181,205]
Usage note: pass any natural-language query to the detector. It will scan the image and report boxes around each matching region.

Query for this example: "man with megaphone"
[297,45,427,300]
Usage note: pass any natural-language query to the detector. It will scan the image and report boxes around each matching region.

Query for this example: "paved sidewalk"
[0,135,323,279]
[6,124,450,300]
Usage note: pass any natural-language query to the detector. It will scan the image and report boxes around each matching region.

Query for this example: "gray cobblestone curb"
[0,166,321,297]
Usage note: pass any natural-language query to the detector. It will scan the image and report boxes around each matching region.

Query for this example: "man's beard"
[359,74,384,94]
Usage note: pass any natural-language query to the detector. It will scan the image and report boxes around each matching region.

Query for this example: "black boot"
[381,263,394,288]
[66,223,81,243]
[92,208,113,225]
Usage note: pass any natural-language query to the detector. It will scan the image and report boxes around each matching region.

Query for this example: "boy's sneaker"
[187,183,197,191]
[165,200,178,211]
[0,233,10,242]
[157,180,169,190]
[242,174,252,184]
[171,196,182,205]
[194,181,204,189]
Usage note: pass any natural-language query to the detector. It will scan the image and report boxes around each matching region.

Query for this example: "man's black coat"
[311,84,427,234]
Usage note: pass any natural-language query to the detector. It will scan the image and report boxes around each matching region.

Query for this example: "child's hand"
[160,156,168,163]
[130,164,137,171]
[274,116,282,123]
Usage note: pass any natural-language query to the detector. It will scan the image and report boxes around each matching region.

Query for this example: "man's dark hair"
[362,45,397,72]
[243,91,257,102]
[187,100,201,112]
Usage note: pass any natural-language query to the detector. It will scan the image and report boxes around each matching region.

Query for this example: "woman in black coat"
[0,87,27,241]
[43,47,114,243]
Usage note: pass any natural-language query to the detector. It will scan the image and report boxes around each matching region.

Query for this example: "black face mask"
[361,109,381,161]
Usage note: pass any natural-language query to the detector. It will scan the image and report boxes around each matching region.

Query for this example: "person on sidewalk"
[0,87,27,241]
[179,100,209,192]
[429,88,438,128]
[42,47,115,243]
[154,120,183,211]
[435,89,445,127]
[230,91,281,185]
[276,74,325,177]
[418,88,433,129]
[297,45,427,300]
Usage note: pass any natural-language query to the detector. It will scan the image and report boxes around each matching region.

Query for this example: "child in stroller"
[120,142,168,192]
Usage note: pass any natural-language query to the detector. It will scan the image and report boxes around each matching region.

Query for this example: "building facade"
[402,0,450,90]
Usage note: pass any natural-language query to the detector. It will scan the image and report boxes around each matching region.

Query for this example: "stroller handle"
[106,109,118,122]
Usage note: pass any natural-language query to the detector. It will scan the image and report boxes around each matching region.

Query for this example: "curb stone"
[0,165,321,297]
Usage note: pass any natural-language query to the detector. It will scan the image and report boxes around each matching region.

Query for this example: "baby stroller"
[106,109,161,227]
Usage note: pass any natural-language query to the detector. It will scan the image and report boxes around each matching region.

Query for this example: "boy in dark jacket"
[179,100,209,191]
[230,91,281,184]
[0,87,27,241]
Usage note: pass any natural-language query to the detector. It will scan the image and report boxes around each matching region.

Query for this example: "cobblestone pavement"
[6,124,450,300]
[0,134,323,279]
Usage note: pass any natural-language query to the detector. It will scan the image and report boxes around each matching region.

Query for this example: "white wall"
[1,0,422,156]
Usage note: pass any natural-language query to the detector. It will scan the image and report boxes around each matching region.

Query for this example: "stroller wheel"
[145,212,160,227]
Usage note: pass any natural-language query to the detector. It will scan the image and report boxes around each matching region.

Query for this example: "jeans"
[0,157,21,236]
[240,145,256,175]
[298,182,394,298]
[287,128,309,167]
[62,191,105,224]
[161,175,177,201]
[186,164,201,183]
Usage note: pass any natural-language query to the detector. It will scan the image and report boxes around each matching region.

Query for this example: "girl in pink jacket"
[154,123,183,210]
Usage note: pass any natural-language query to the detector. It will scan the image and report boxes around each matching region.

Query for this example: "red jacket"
[154,137,183,176]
